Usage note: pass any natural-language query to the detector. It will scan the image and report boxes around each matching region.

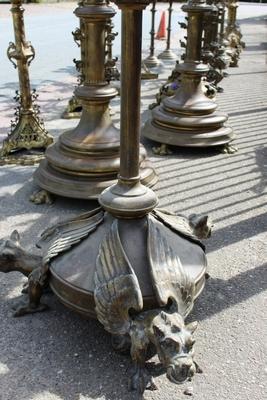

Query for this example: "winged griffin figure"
[94,215,202,394]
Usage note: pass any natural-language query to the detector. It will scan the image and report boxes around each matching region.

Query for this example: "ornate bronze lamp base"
[143,0,234,150]
[0,0,211,395]
[0,101,52,166]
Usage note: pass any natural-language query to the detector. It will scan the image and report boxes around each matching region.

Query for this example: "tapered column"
[33,0,157,200]
[0,0,52,164]
[100,2,158,218]
[143,0,234,149]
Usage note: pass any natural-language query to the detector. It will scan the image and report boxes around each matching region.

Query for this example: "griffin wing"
[148,215,194,318]
[94,220,143,335]
[152,208,205,250]
[37,207,104,264]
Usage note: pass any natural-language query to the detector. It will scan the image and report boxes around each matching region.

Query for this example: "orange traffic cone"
[156,11,167,40]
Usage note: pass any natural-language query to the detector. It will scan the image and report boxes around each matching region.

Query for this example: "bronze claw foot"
[152,144,172,156]
[194,361,203,374]
[13,301,49,317]
[129,367,158,394]
[221,143,238,154]
[30,190,54,205]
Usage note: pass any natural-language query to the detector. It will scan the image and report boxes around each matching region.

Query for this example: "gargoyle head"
[0,230,23,272]
[152,311,198,384]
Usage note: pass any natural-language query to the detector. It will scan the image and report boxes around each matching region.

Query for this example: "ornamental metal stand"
[158,0,177,60]
[0,0,211,395]
[0,0,52,165]
[142,0,234,154]
[225,0,245,67]
[143,0,162,68]
[31,0,157,204]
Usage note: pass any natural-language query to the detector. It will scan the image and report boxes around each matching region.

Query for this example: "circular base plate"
[142,118,235,147]
[158,49,177,61]
[33,157,158,199]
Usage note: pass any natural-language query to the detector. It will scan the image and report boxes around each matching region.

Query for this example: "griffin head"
[0,230,23,273]
[152,310,198,384]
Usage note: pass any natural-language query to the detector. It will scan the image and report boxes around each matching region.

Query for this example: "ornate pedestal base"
[0,110,52,165]
[33,144,157,200]
[0,206,210,392]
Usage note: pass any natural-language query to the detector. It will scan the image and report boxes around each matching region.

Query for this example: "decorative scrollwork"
[7,42,18,68]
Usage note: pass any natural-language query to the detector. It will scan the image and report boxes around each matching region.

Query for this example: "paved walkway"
[0,3,266,400]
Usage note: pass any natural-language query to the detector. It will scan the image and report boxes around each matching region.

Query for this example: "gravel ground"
[0,3,267,400]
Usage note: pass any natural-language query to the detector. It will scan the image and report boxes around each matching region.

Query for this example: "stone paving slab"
[0,3,267,400]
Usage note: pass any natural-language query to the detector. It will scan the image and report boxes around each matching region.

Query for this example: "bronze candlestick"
[0,0,52,165]
[143,0,234,153]
[225,0,245,67]
[144,0,162,68]
[31,0,157,204]
[158,0,177,60]
[1,0,211,395]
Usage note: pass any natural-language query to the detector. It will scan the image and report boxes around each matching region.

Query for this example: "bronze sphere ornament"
[31,0,157,204]
[0,0,52,165]
[142,0,234,153]
[0,0,212,395]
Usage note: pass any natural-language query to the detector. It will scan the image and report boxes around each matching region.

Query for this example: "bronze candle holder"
[31,0,157,204]
[225,0,245,67]
[0,0,211,395]
[158,0,177,60]
[143,0,234,154]
[144,0,162,68]
[0,0,52,165]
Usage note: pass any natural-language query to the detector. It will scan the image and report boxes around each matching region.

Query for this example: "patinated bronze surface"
[225,0,245,67]
[143,0,234,150]
[0,0,211,394]
[158,0,177,60]
[0,0,52,165]
[31,0,157,202]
